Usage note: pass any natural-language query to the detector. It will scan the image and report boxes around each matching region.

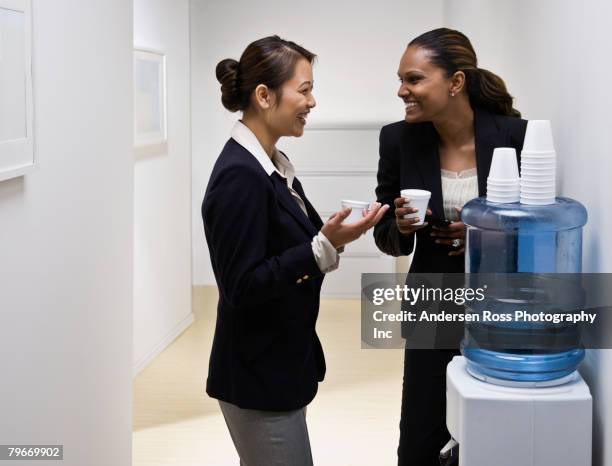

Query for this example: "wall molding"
[133,311,195,377]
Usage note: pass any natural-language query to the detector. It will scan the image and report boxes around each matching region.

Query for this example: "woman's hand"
[394,197,432,236]
[321,202,389,249]
[430,207,466,256]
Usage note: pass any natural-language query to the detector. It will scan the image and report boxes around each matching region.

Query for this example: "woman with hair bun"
[202,36,388,465]
[373,28,527,465]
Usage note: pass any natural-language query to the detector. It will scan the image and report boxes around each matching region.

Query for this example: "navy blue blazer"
[373,108,528,273]
[202,138,327,411]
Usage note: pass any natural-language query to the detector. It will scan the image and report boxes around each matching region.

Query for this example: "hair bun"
[216,58,243,112]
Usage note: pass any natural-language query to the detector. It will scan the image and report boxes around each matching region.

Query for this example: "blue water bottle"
[460,122,588,386]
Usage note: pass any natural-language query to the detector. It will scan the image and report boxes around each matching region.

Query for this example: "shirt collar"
[230,120,296,186]
[231,120,278,177]
[230,121,296,187]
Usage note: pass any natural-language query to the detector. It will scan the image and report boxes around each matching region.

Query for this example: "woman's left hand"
[430,207,466,256]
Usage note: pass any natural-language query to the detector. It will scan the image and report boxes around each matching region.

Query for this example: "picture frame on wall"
[0,0,35,182]
[133,48,167,157]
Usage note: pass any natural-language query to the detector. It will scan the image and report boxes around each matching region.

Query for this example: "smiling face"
[269,57,316,137]
[397,45,453,123]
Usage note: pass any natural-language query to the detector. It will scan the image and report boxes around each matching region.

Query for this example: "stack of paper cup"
[487,147,520,203]
[520,120,556,205]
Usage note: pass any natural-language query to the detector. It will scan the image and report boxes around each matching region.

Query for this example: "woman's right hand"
[394,197,432,236]
[321,202,389,249]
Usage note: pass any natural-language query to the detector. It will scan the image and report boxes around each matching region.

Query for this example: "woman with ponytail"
[373,28,527,465]
[203,36,387,465]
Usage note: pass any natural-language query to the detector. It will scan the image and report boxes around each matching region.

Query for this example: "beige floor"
[133,286,404,466]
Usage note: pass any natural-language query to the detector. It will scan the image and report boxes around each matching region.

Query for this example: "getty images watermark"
[361,273,612,350]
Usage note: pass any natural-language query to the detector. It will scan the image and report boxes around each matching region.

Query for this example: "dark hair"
[216,35,316,112]
[409,28,520,117]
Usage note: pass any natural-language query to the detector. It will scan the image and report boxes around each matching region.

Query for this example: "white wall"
[190,0,444,285]
[445,2,612,464]
[133,0,193,374]
[0,1,133,465]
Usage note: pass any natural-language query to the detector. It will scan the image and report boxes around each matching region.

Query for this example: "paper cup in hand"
[400,189,431,225]
[341,200,370,224]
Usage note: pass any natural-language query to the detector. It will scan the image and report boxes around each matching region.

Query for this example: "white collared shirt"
[230,120,340,273]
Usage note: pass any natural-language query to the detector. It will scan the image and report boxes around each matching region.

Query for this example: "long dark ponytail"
[409,28,520,117]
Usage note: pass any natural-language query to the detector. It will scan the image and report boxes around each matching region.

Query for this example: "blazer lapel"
[270,173,318,237]
[292,178,324,231]
[411,123,444,220]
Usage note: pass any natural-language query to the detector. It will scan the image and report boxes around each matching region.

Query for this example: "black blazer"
[202,138,327,411]
[373,108,528,273]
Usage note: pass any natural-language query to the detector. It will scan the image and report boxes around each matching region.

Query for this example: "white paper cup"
[522,161,556,168]
[488,190,520,199]
[521,168,554,174]
[400,189,431,225]
[487,177,520,185]
[521,181,555,187]
[521,167,556,175]
[521,197,556,205]
[521,187,555,194]
[487,186,520,193]
[521,174,555,181]
[523,120,555,152]
[521,160,556,167]
[487,191,521,199]
[488,194,519,203]
[521,151,557,160]
[487,183,520,189]
[341,200,370,224]
[488,193,521,199]
[520,191,556,199]
[520,189,556,196]
[521,162,557,171]
[521,181,556,189]
[521,191,556,198]
[489,147,519,180]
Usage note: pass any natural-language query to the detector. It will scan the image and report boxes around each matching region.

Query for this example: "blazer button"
[296,278,303,284]
[302,275,309,280]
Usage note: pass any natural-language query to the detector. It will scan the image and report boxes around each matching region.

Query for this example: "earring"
[450,91,455,97]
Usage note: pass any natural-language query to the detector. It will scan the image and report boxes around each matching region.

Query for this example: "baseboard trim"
[133,312,195,378]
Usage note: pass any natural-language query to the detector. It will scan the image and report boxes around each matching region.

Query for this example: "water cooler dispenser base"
[446,356,592,466]
[465,365,578,388]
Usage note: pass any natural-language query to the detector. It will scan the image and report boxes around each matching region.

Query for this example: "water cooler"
[443,121,592,466]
